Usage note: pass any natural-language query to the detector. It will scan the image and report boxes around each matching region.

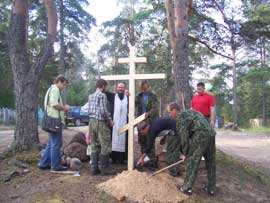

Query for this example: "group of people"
[38,75,217,196]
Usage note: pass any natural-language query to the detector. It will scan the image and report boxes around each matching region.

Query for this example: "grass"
[245,127,270,133]
[216,150,270,187]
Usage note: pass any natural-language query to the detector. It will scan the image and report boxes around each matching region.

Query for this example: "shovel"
[151,159,184,176]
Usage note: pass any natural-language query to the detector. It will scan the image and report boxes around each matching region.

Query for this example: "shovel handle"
[151,159,184,176]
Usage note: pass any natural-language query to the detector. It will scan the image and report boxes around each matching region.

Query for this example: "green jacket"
[176,110,216,155]
[135,91,159,122]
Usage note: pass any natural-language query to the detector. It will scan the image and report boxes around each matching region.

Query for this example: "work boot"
[100,154,116,176]
[90,153,100,175]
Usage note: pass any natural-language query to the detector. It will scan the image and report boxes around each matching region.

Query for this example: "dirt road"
[0,130,13,153]
[216,130,270,172]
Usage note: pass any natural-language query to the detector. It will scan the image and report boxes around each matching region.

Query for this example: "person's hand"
[64,105,71,111]
[136,154,146,166]
[145,112,150,119]
[125,90,130,96]
[110,120,114,127]
[210,120,215,128]
[85,132,91,145]
[180,154,186,161]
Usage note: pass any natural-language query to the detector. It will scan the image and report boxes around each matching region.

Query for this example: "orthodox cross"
[101,46,165,170]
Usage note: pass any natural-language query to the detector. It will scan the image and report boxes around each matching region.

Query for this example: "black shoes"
[90,153,100,175]
[203,186,215,196]
[99,154,116,176]
[177,185,193,196]
[50,166,69,172]
[38,165,50,170]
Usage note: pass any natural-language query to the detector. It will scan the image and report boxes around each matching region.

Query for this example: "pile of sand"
[97,170,189,203]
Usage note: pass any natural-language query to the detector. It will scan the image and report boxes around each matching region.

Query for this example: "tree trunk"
[9,0,57,151]
[262,93,267,127]
[165,0,176,51]
[261,39,267,127]
[59,0,67,104]
[232,47,238,126]
[13,78,40,150]
[173,0,192,109]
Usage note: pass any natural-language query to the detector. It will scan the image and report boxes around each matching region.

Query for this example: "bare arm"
[53,104,69,111]
[210,106,215,128]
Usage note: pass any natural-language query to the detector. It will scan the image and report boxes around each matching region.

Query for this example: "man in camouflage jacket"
[167,109,216,196]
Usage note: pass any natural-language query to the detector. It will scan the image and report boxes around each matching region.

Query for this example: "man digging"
[137,102,216,196]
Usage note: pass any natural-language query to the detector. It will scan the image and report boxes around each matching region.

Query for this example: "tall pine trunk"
[261,40,267,127]
[8,0,57,151]
[165,0,192,109]
[232,47,238,126]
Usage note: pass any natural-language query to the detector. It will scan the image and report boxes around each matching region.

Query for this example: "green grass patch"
[216,150,270,187]
[15,150,40,165]
[245,127,270,133]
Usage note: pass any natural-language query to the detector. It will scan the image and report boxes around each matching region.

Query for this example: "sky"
[85,0,122,56]
[84,0,243,88]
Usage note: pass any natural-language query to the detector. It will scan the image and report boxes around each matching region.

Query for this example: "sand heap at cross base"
[97,170,189,203]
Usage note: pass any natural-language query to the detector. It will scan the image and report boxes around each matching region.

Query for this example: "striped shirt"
[88,91,112,121]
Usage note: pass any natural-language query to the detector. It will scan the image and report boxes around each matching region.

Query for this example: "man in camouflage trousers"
[136,80,159,170]
[88,79,116,176]
[168,109,216,196]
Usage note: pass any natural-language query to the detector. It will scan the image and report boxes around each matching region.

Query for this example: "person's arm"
[210,106,215,128]
[179,115,191,156]
[144,118,176,154]
[190,96,194,110]
[49,87,69,111]
[209,95,215,128]
[100,94,113,125]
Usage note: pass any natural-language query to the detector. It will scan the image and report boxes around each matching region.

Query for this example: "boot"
[90,153,100,175]
[100,154,116,176]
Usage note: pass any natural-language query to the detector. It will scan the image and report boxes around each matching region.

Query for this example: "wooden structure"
[101,46,165,170]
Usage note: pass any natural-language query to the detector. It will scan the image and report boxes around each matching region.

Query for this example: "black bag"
[42,87,62,134]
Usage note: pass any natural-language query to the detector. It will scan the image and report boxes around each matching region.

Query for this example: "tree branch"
[189,35,233,60]
[33,0,57,76]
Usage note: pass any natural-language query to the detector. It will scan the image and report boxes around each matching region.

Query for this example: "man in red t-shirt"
[191,82,215,128]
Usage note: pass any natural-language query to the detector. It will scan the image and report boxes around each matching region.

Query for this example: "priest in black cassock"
[105,82,128,164]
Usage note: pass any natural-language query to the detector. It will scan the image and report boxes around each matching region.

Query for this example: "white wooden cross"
[101,46,165,171]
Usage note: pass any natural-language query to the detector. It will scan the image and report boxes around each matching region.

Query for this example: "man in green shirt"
[38,75,71,171]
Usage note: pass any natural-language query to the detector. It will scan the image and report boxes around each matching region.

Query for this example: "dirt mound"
[97,170,189,203]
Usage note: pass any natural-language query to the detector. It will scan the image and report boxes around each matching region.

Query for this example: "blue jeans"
[39,129,63,170]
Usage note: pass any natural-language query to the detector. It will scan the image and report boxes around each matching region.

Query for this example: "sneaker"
[203,186,215,196]
[177,185,193,196]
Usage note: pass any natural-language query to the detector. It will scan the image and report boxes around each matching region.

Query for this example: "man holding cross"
[136,80,159,170]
